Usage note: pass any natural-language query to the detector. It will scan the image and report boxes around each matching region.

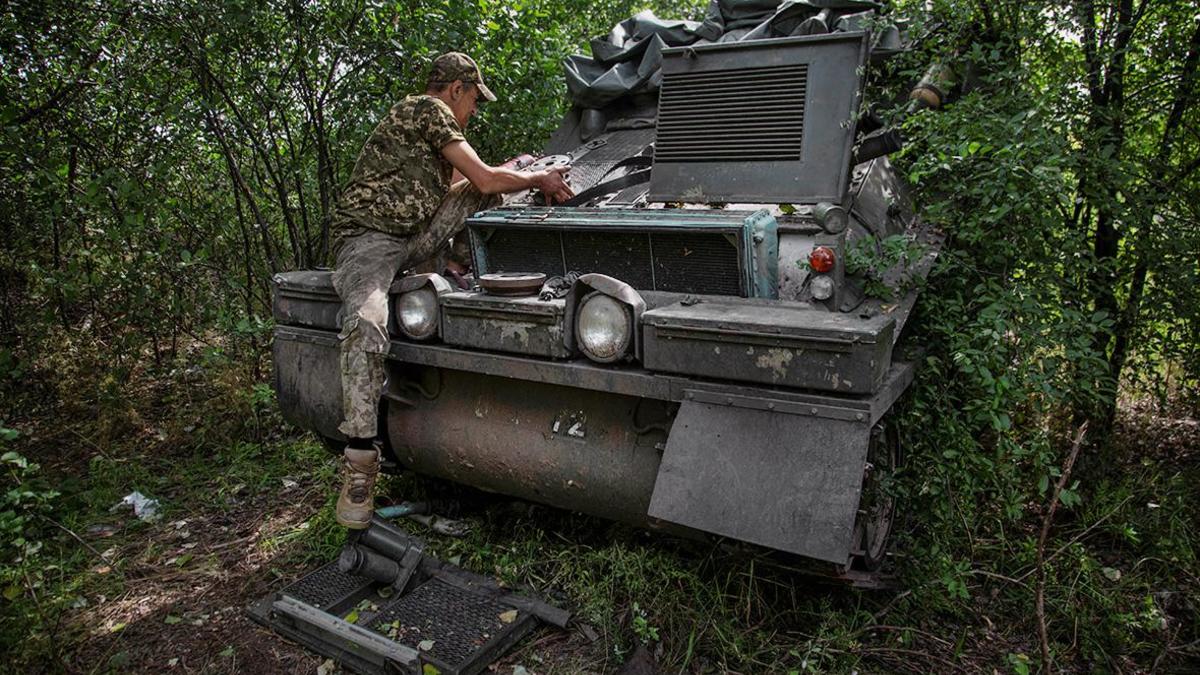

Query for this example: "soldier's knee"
[339,310,390,355]
[358,288,389,327]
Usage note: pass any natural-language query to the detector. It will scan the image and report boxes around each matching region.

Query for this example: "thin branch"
[39,515,105,561]
[1032,493,1135,579]
[1036,423,1088,675]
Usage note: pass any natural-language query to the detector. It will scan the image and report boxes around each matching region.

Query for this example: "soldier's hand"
[537,166,574,205]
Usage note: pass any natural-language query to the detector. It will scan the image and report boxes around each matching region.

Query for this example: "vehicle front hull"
[274,325,911,569]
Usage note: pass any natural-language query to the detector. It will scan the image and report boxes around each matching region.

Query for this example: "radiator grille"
[485,228,564,276]
[654,63,808,163]
[479,228,743,296]
[650,232,742,295]
[563,231,652,285]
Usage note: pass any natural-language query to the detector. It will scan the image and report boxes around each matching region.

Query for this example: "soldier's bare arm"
[442,140,574,204]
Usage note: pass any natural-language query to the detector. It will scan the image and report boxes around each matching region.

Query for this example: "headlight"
[810,275,834,300]
[396,286,439,340]
[576,292,633,362]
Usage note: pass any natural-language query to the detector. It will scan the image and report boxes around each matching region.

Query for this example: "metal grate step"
[248,537,560,675]
[278,561,372,613]
[368,578,533,670]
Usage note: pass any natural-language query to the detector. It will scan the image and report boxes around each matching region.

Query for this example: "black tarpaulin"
[563,0,899,109]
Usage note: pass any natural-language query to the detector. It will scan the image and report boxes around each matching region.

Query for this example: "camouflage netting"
[564,0,905,109]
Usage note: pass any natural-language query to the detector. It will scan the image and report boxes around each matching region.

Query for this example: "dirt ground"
[63,487,328,673]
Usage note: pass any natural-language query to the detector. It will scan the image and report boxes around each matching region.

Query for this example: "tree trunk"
[1101,16,1200,430]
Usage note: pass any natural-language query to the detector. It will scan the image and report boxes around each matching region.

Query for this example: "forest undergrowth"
[0,328,1196,673]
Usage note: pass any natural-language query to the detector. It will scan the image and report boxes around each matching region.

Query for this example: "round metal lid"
[478,272,546,297]
[526,154,571,172]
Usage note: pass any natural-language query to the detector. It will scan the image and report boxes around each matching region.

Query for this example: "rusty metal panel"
[248,524,566,675]
[273,325,913,426]
[273,270,341,331]
[273,328,346,441]
[440,292,572,359]
[387,368,675,528]
[565,129,657,193]
[641,299,894,394]
[648,400,871,565]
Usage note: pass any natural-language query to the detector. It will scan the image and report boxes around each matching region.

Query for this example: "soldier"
[331,52,573,528]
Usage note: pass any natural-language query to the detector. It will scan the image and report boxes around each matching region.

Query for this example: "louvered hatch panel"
[655,63,808,163]
[649,33,868,205]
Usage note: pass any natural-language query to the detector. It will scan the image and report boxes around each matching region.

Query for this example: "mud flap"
[648,399,871,565]
[247,519,569,674]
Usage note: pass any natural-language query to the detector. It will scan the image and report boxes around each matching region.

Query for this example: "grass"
[377,473,890,672]
[1,339,1197,673]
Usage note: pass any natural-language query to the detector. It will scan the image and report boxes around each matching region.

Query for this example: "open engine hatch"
[648,32,868,204]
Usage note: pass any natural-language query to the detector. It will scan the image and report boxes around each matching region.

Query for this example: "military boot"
[336,445,380,529]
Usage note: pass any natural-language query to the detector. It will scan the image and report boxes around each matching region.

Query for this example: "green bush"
[0,425,59,609]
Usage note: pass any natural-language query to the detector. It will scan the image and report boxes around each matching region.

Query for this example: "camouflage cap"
[428,52,496,102]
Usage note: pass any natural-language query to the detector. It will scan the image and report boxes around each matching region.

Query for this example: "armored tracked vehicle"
[272,1,942,583]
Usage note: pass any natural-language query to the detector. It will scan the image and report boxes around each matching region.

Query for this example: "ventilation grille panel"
[647,33,868,204]
[655,63,808,163]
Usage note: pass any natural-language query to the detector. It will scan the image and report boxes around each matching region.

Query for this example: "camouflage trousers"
[332,180,500,439]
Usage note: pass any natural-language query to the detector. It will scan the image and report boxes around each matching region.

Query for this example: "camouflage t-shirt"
[333,95,465,237]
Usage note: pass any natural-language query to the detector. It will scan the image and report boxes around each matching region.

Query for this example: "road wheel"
[851,421,900,571]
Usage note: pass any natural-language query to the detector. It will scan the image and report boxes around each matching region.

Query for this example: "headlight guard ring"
[390,273,454,341]
[563,273,647,362]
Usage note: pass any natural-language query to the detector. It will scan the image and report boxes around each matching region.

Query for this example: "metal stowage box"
[641,299,895,394]
[440,292,572,359]
[273,270,341,332]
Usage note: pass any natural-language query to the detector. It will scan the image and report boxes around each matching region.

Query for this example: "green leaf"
[1059,488,1081,508]
[108,651,130,668]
